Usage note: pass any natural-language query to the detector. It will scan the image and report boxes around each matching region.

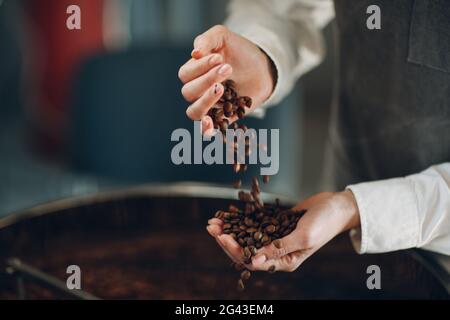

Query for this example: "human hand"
[206,191,360,272]
[178,25,275,132]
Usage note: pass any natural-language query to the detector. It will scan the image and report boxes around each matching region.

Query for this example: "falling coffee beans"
[207,79,305,291]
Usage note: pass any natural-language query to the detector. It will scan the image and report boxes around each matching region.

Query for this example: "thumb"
[192,25,228,59]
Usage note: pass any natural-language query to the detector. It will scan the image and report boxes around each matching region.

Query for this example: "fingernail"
[209,54,222,65]
[253,254,266,266]
[202,117,209,128]
[213,83,221,95]
[191,48,201,57]
[218,64,231,75]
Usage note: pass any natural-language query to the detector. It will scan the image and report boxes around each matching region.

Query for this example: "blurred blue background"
[0,0,335,216]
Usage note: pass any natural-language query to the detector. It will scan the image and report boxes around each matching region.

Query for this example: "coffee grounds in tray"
[208,80,305,291]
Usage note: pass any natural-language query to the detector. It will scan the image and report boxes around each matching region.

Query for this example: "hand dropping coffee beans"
[208,79,305,291]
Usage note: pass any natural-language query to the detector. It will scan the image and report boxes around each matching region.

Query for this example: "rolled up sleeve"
[347,163,450,256]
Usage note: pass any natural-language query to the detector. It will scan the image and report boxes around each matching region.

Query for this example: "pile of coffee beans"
[214,177,303,291]
[208,80,304,291]
[207,79,252,134]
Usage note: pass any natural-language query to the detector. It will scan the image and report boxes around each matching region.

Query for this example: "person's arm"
[347,163,450,255]
[225,0,335,110]
[207,163,450,272]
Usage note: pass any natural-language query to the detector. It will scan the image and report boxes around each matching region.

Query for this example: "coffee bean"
[244,217,254,227]
[268,265,276,274]
[233,179,242,189]
[243,246,252,259]
[249,246,258,255]
[246,227,257,233]
[237,279,245,291]
[261,235,271,246]
[253,232,263,241]
[239,191,253,202]
[251,176,261,194]
[265,225,276,234]
[246,238,255,246]
[244,96,252,108]
[237,107,245,119]
[224,101,233,113]
[228,204,240,213]
[241,270,251,281]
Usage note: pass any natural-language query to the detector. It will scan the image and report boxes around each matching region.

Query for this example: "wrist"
[333,190,360,232]
[258,47,277,100]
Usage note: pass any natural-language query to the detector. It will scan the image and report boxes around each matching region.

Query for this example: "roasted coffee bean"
[265,225,276,234]
[223,223,232,230]
[246,227,257,233]
[244,217,254,227]
[268,265,276,274]
[251,176,261,194]
[244,257,252,265]
[224,101,233,113]
[244,96,252,108]
[233,179,242,189]
[246,238,255,246]
[229,204,240,213]
[241,270,251,281]
[237,107,245,119]
[261,235,271,246]
[237,279,245,291]
[253,232,263,241]
[249,246,258,255]
[238,238,246,246]
[239,191,253,202]
[237,231,247,239]
[220,119,229,132]
[243,246,252,259]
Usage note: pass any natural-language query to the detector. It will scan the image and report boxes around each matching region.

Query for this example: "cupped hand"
[178,25,275,132]
[206,191,360,272]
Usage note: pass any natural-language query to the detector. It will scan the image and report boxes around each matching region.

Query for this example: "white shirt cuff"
[347,177,420,254]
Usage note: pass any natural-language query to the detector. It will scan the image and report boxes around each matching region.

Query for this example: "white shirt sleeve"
[225,0,335,111]
[347,163,450,256]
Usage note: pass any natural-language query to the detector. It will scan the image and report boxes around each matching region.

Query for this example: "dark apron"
[329,0,450,189]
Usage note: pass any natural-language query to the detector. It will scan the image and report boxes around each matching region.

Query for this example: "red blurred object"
[25,0,105,155]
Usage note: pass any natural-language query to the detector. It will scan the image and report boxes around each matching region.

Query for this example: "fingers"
[178,54,223,84]
[206,224,222,237]
[182,63,232,103]
[191,25,228,59]
[253,228,302,261]
[186,82,225,120]
[217,234,245,264]
[207,218,223,226]
[251,250,309,272]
